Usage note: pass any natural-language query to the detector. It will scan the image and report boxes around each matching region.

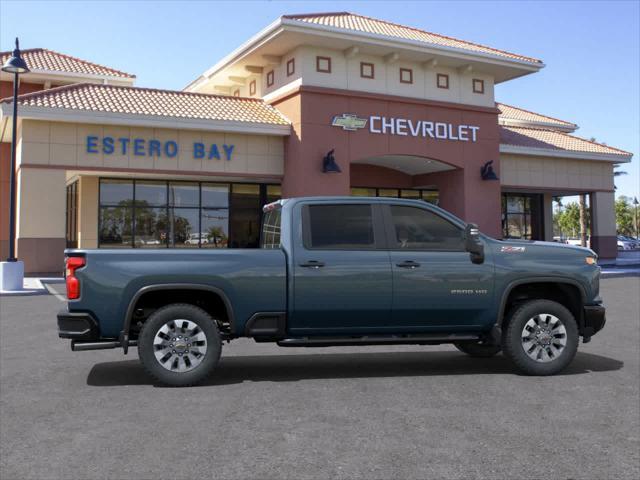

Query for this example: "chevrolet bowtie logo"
[331,114,367,131]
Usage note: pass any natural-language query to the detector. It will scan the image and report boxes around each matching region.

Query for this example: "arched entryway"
[350,154,468,218]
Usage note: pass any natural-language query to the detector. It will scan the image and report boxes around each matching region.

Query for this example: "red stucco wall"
[0,80,44,99]
[270,86,502,237]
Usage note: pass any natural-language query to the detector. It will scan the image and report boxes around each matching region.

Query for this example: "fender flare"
[121,283,236,339]
[496,276,587,327]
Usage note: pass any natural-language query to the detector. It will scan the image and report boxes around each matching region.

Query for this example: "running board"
[277,334,480,348]
[71,340,137,351]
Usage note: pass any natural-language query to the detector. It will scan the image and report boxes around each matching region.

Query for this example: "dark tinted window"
[390,206,464,251]
[306,205,375,249]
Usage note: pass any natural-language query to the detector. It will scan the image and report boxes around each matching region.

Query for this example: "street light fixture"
[0,38,29,291]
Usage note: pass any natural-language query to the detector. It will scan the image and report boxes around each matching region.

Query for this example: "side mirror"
[465,223,485,264]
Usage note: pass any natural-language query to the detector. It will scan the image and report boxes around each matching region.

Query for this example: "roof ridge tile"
[0,48,135,78]
[2,82,291,126]
[500,125,632,156]
[39,48,136,78]
[285,12,542,64]
[497,102,576,127]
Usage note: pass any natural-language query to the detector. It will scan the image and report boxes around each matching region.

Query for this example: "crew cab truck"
[58,197,606,386]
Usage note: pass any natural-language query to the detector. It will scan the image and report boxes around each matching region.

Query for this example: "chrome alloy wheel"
[521,313,567,363]
[153,319,208,372]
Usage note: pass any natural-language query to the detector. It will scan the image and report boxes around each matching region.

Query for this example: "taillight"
[65,256,85,300]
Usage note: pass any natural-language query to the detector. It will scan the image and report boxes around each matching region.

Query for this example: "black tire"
[138,303,222,387]
[454,341,501,358]
[502,299,579,376]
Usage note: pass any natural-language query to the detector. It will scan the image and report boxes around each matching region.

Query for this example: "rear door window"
[304,205,375,249]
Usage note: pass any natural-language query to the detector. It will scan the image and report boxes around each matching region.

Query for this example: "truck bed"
[68,248,287,338]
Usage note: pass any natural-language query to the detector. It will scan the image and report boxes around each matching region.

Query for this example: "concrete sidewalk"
[601,250,640,267]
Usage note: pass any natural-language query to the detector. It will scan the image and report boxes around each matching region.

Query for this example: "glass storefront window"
[169,182,199,207]
[400,189,421,199]
[350,188,377,197]
[168,208,200,247]
[135,207,167,248]
[378,188,400,197]
[202,183,229,208]
[421,191,439,205]
[99,206,133,248]
[350,187,439,205]
[230,184,261,248]
[98,179,278,249]
[502,193,541,240]
[136,181,167,207]
[266,185,282,204]
[100,179,133,206]
[201,208,230,248]
[66,181,79,248]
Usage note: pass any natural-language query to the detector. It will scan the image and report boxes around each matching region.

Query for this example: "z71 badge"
[501,246,526,253]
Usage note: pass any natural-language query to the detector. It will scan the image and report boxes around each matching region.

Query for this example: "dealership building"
[0,12,632,273]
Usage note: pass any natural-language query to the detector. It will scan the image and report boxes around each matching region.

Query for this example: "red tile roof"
[283,12,542,65]
[497,103,576,129]
[1,83,290,125]
[500,125,631,157]
[0,48,135,79]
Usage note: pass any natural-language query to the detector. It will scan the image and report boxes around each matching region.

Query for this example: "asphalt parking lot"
[1,276,639,480]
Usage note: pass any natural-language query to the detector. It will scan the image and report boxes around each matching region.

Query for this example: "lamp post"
[0,38,29,291]
[634,197,639,241]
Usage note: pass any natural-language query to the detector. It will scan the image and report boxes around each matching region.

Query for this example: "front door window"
[386,204,494,328]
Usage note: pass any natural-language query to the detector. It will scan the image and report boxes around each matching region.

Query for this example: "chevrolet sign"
[331,113,480,142]
[331,114,368,131]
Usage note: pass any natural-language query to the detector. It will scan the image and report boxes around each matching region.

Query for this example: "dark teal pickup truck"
[58,197,605,386]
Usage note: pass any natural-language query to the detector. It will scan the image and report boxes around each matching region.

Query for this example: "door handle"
[396,260,420,269]
[299,260,325,269]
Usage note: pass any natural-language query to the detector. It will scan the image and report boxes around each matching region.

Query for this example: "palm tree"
[613,165,627,190]
[579,194,587,247]
[553,197,563,239]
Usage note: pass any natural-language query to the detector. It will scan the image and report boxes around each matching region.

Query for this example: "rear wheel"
[502,299,578,376]
[138,303,221,387]
[454,341,501,358]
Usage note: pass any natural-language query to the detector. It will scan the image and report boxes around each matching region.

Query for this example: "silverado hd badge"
[501,246,526,253]
[331,114,368,131]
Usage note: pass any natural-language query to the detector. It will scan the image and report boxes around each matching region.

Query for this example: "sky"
[1,0,638,201]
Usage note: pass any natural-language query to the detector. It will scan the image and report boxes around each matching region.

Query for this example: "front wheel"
[502,299,579,376]
[138,303,222,387]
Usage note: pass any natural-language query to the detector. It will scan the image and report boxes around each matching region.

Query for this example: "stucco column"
[424,168,501,238]
[0,143,10,260]
[276,94,351,197]
[590,191,617,260]
[78,176,99,248]
[16,167,67,273]
[281,128,351,197]
[543,194,554,242]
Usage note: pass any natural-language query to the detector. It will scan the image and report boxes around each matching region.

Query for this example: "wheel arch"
[498,277,587,331]
[122,284,235,339]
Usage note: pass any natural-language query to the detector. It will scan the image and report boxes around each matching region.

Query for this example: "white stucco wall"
[500,154,615,191]
[18,120,285,176]
[244,46,495,106]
